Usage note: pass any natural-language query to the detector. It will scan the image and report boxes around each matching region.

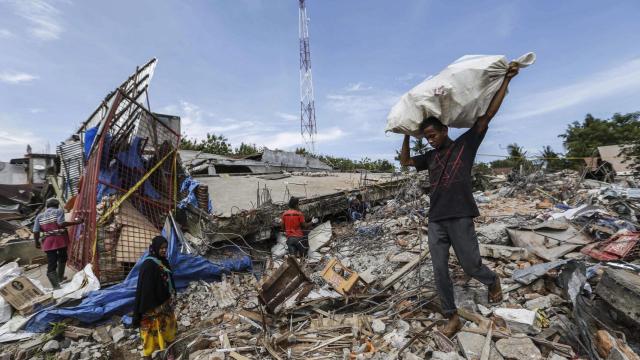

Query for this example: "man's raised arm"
[476,63,519,133]
[399,135,415,167]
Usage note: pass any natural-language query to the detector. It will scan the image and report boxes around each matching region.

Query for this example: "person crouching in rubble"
[282,197,318,257]
[32,198,83,289]
[399,64,519,337]
[348,193,368,221]
[133,236,177,360]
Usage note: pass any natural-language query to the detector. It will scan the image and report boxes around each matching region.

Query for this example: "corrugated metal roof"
[57,140,84,199]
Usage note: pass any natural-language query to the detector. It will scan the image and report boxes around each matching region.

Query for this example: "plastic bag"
[0,262,23,324]
[386,52,535,136]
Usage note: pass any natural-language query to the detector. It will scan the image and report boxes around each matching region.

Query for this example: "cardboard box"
[0,276,54,315]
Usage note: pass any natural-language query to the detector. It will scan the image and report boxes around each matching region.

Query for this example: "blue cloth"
[96,165,119,203]
[114,136,161,200]
[349,211,363,221]
[24,220,251,333]
[95,136,164,203]
[178,177,213,214]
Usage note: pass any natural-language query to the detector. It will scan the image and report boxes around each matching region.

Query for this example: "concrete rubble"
[0,166,637,359]
[1,62,640,359]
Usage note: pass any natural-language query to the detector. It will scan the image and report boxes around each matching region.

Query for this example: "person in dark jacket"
[133,236,176,359]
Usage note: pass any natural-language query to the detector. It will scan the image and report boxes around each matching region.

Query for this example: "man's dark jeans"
[286,236,309,257]
[428,217,496,316]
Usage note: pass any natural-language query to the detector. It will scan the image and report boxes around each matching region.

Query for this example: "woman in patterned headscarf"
[133,236,177,359]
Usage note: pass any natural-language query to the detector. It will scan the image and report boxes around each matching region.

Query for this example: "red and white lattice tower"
[299,0,317,153]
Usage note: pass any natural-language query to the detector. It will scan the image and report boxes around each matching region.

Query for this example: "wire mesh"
[69,85,179,284]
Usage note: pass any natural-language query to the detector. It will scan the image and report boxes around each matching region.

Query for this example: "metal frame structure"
[299,0,317,153]
[68,59,181,284]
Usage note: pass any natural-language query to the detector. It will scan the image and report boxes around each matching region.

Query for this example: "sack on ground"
[385,52,535,136]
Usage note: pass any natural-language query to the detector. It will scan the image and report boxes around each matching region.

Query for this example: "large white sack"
[386,52,535,136]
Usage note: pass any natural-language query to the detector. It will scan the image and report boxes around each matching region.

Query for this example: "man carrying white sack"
[399,63,519,337]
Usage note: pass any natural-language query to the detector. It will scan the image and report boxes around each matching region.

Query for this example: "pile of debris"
[147,169,639,359]
[2,58,640,359]
[1,165,639,359]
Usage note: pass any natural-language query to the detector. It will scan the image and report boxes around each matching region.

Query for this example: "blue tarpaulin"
[24,218,251,333]
[83,126,99,160]
[95,136,162,203]
[178,177,212,213]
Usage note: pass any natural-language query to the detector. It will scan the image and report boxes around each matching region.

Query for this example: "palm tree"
[411,138,429,155]
[539,145,558,160]
[507,143,527,161]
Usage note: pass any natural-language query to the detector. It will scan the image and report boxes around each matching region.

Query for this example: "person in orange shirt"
[281,197,317,257]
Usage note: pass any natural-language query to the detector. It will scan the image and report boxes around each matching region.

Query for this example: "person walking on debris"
[133,236,177,360]
[348,193,368,221]
[282,197,318,257]
[32,198,83,289]
[399,64,520,337]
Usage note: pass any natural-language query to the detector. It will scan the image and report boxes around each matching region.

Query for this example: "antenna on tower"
[298,0,317,153]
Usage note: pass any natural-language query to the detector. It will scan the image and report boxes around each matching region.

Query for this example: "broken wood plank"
[230,352,251,360]
[381,248,430,288]
[220,333,231,348]
[301,334,350,355]
[480,321,493,360]
[457,308,491,331]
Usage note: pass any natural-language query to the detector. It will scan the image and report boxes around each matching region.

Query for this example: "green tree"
[473,162,491,175]
[507,143,526,160]
[538,145,567,171]
[411,138,429,155]
[488,143,533,170]
[235,143,262,156]
[294,148,318,158]
[179,133,232,155]
[559,112,640,158]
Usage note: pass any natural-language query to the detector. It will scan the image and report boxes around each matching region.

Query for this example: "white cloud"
[164,101,255,141]
[345,82,372,92]
[242,127,346,150]
[0,71,38,84]
[325,88,400,132]
[275,111,298,121]
[161,100,345,151]
[0,29,13,38]
[8,0,64,40]
[0,130,43,161]
[507,57,640,120]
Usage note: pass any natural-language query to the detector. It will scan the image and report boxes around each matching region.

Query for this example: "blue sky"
[1,0,640,163]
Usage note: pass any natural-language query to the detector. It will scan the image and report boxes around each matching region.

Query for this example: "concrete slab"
[596,268,640,324]
[457,331,503,360]
[495,337,542,360]
[199,173,396,216]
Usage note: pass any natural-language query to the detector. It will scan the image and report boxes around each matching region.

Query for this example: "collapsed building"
[0,59,639,360]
